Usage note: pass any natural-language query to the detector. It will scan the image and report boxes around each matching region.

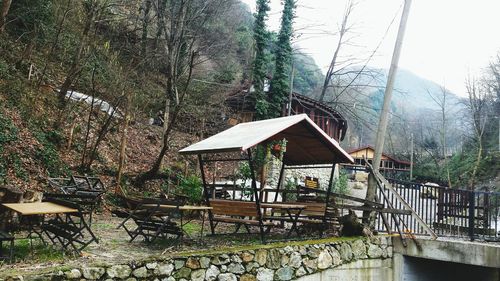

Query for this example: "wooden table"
[261,203,306,210]
[261,203,306,236]
[2,202,79,245]
[2,201,97,252]
[142,204,213,211]
[2,202,78,215]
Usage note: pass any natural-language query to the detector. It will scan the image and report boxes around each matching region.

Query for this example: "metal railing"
[376,178,500,241]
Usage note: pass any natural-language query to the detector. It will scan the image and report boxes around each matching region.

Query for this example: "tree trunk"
[67,119,78,150]
[470,140,482,190]
[141,0,152,57]
[318,0,352,103]
[116,94,131,195]
[58,2,95,112]
[154,0,166,50]
[37,0,72,89]
[81,93,96,167]
[363,172,378,228]
[84,97,124,171]
[442,120,452,188]
[0,0,12,33]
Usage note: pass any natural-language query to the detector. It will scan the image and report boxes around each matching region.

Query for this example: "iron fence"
[376,178,500,241]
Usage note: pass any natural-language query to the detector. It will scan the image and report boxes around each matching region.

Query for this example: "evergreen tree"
[252,0,271,120]
[268,0,296,118]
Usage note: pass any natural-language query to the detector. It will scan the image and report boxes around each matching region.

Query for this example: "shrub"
[177,174,203,204]
[333,169,349,195]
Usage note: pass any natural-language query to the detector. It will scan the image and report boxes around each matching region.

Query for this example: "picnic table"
[261,203,306,236]
[2,200,98,253]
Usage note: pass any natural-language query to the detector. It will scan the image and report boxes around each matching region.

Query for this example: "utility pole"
[364,0,412,227]
[372,0,412,171]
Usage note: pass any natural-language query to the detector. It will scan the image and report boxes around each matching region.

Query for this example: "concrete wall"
[393,237,500,268]
[296,259,393,281]
[393,237,500,281]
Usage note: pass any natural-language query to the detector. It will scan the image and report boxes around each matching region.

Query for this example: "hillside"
[375,68,462,112]
[0,0,256,192]
[0,0,328,193]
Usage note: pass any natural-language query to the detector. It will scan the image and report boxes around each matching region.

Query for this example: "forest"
[0,0,498,198]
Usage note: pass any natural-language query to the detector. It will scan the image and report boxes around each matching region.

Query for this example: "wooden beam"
[371,168,437,240]
[336,204,412,215]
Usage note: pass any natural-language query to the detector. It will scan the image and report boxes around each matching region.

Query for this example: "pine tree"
[268,0,296,118]
[252,0,271,120]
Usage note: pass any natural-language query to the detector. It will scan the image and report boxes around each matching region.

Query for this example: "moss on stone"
[175,236,361,258]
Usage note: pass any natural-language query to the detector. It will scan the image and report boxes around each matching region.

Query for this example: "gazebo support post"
[198,154,215,235]
[273,162,286,203]
[247,149,266,243]
[322,162,337,237]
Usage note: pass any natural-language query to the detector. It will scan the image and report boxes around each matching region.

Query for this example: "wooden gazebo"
[179,114,354,241]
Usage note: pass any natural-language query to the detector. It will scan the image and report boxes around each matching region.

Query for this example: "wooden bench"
[208,199,273,233]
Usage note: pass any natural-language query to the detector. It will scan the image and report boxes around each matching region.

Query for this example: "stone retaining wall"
[2,237,392,281]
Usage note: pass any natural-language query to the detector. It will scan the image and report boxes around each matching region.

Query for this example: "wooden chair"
[44,192,103,226]
[41,197,99,252]
[48,175,105,195]
[116,198,183,243]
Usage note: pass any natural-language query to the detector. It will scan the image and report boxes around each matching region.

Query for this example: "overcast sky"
[240,0,500,96]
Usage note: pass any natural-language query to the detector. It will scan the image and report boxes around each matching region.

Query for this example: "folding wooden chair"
[44,192,103,226]
[41,198,99,253]
[116,198,183,243]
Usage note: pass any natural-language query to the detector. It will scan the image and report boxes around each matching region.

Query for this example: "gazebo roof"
[179,114,354,165]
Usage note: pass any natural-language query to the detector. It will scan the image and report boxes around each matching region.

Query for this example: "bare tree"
[58,0,112,112]
[427,86,454,187]
[138,0,234,180]
[116,92,132,195]
[465,77,490,190]
[37,0,73,89]
[318,0,356,103]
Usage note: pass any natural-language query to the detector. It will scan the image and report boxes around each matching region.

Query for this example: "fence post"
[468,191,475,241]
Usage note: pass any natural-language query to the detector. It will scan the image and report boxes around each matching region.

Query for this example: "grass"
[9,238,64,264]
[182,222,202,236]
[176,236,362,258]
[92,222,115,230]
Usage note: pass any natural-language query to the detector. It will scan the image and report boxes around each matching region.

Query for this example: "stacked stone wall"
[1,237,392,281]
